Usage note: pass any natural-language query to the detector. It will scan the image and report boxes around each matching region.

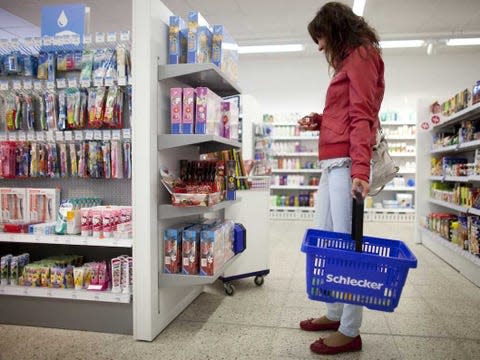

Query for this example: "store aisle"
[1,221,479,360]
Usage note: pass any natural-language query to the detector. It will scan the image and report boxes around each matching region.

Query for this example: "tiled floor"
[1,221,480,360]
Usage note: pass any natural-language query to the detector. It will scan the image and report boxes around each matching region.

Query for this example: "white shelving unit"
[270,185,318,190]
[416,99,480,287]
[0,233,133,248]
[271,169,322,174]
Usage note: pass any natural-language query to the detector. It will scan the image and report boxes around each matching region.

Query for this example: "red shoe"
[299,318,341,331]
[310,335,362,355]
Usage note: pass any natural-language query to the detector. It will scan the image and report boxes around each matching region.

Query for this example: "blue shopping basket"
[301,196,417,312]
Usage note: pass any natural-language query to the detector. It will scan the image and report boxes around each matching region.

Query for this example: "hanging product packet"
[58,90,67,130]
[80,50,94,84]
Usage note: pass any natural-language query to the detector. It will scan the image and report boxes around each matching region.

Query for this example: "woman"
[297,2,384,355]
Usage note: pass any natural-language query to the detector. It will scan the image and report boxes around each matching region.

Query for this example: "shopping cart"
[301,195,417,312]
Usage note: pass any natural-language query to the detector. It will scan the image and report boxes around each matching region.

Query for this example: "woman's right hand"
[298,113,321,131]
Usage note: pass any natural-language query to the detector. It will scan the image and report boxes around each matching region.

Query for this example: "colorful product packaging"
[164,223,191,274]
[195,87,222,135]
[182,88,195,134]
[0,188,28,224]
[1,255,12,285]
[182,224,203,275]
[170,87,183,134]
[168,16,188,64]
[221,101,239,139]
[26,188,60,223]
[187,11,212,64]
[200,225,225,276]
[212,25,239,82]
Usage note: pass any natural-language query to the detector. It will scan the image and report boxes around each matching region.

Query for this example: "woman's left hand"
[352,178,369,199]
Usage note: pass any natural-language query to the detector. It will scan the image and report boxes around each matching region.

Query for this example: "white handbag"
[369,128,399,196]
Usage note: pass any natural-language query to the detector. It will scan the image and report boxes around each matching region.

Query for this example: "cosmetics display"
[272,175,320,187]
[270,193,316,208]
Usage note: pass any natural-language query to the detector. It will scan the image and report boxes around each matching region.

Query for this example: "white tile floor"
[1,221,480,360]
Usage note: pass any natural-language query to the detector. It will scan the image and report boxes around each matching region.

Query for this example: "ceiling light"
[379,40,425,48]
[352,0,366,16]
[238,44,304,54]
[446,38,480,46]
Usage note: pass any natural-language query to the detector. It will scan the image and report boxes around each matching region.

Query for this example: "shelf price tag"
[80,80,91,88]
[64,131,73,141]
[27,131,36,141]
[23,80,33,90]
[43,36,53,46]
[85,130,94,140]
[8,132,18,141]
[56,79,67,89]
[102,130,112,140]
[93,130,103,140]
[120,31,130,42]
[0,133,7,141]
[72,35,81,46]
[107,32,117,42]
[83,34,92,45]
[46,131,55,142]
[10,38,19,48]
[71,292,78,299]
[47,81,56,90]
[13,80,22,90]
[122,129,131,139]
[105,78,114,87]
[111,130,121,140]
[95,32,105,44]
[34,81,43,91]
[36,131,46,141]
[0,81,9,91]
[94,78,104,87]
[74,130,84,141]
[18,132,27,141]
[55,131,65,141]
[0,39,9,48]
[68,79,78,88]
[32,37,41,47]
[118,78,127,86]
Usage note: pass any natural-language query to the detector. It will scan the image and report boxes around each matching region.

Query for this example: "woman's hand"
[298,113,321,131]
[352,178,369,199]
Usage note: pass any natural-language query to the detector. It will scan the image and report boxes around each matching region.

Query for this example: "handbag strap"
[352,192,364,252]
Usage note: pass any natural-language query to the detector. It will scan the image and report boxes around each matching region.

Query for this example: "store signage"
[41,4,88,49]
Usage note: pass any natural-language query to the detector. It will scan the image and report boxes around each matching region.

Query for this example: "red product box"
[182,224,203,275]
[170,88,183,134]
[182,88,195,134]
[164,223,191,274]
[200,225,225,276]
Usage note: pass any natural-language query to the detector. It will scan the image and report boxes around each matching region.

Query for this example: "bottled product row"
[0,253,132,295]
[0,140,132,179]
[271,192,316,208]
[164,219,245,276]
[168,12,238,82]
[272,174,320,187]
[170,86,238,139]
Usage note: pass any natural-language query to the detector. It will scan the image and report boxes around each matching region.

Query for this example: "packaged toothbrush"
[5,95,16,131]
[45,92,58,130]
[37,94,47,130]
[38,144,47,177]
[123,141,132,179]
[59,142,68,178]
[69,143,78,176]
[79,89,88,129]
[104,85,118,127]
[37,52,48,80]
[88,141,103,178]
[80,50,94,85]
[6,51,22,75]
[66,88,80,129]
[111,140,124,179]
[24,95,35,130]
[10,256,19,285]
[14,94,23,130]
[73,267,84,290]
[16,142,30,178]
[94,87,107,127]
[1,255,12,285]
[58,90,67,130]
[46,142,59,178]
[73,50,83,71]
[116,45,127,81]
[23,55,38,77]
[105,48,117,83]
[56,51,67,72]
[78,142,88,178]
[121,256,128,291]
[30,142,39,177]
[47,52,56,82]
[102,142,111,179]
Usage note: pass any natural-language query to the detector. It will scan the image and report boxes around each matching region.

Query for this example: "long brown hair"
[308,2,380,71]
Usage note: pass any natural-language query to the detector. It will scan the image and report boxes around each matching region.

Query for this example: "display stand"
[415,98,480,287]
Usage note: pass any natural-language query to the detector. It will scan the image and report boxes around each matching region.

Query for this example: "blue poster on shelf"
[41,3,87,49]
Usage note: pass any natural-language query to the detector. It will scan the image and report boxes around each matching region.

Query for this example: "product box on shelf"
[472,81,480,106]
[171,192,222,207]
[170,87,183,134]
[200,225,224,276]
[212,25,239,82]
[187,11,213,64]
[233,223,247,254]
[168,16,188,64]
[26,188,60,223]
[221,100,239,139]
[182,224,203,275]
[0,188,27,224]
[195,87,222,135]
[164,223,191,274]
[182,87,195,134]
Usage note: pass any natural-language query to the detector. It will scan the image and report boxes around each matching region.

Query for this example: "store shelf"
[430,140,480,155]
[419,227,480,287]
[271,169,322,174]
[390,153,416,157]
[270,206,315,211]
[386,136,416,140]
[0,285,132,303]
[270,185,318,190]
[398,168,417,174]
[158,134,241,154]
[158,64,241,97]
[269,122,298,127]
[380,122,416,126]
[432,102,480,130]
[0,233,133,247]
[429,175,480,183]
[382,186,416,191]
[272,152,318,157]
[428,198,469,213]
[158,254,240,288]
[158,199,241,220]
[270,136,317,140]
[365,208,415,213]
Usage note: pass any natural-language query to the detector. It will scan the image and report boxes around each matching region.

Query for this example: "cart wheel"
[224,283,235,296]
[254,275,264,286]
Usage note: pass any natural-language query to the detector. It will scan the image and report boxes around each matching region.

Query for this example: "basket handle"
[352,191,364,252]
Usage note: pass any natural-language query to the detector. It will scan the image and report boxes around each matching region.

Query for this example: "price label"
[103,130,112,140]
[85,130,94,140]
[8,132,18,141]
[95,32,105,43]
[55,131,65,141]
[46,131,55,142]
[18,132,27,141]
[64,131,73,141]
[0,81,9,91]
[71,293,77,299]
[111,130,121,140]
[23,80,33,90]
[94,78,104,87]
[0,133,7,141]
[10,38,19,48]
[118,77,127,86]
[0,39,9,48]
[24,37,33,47]
[47,81,56,90]
[36,132,46,141]
[115,296,121,302]
[80,80,91,88]
[27,132,36,141]
[53,36,61,46]
[34,235,41,242]
[81,238,88,245]
[23,289,29,295]
[0,288,4,294]
[13,80,22,90]
[120,31,130,42]
[68,79,78,88]
[43,36,53,46]
[57,79,67,89]
[74,131,84,141]
[94,130,103,140]
[105,78,114,87]
[46,290,53,297]
[94,295,100,300]
[72,35,81,46]
[33,37,42,47]
[122,129,131,139]
[34,81,43,91]
[65,237,71,244]
[107,32,117,42]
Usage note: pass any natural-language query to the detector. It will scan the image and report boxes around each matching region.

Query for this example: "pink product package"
[221,101,239,140]
[91,208,103,237]
[81,208,92,237]
[182,88,195,134]
[195,87,222,135]
[170,88,183,134]
[102,208,115,238]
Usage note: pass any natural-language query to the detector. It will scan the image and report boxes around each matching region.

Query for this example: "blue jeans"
[314,160,363,337]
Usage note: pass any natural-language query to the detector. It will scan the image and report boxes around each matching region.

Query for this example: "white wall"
[238,49,480,117]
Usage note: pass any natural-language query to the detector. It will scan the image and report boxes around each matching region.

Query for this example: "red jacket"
[315,45,385,182]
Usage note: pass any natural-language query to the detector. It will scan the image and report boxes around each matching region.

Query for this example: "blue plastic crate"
[301,228,417,312]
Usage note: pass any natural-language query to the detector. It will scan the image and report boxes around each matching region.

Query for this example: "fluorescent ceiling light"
[380,40,425,48]
[353,0,366,16]
[238,44,304,54]
[446,38,480,46]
